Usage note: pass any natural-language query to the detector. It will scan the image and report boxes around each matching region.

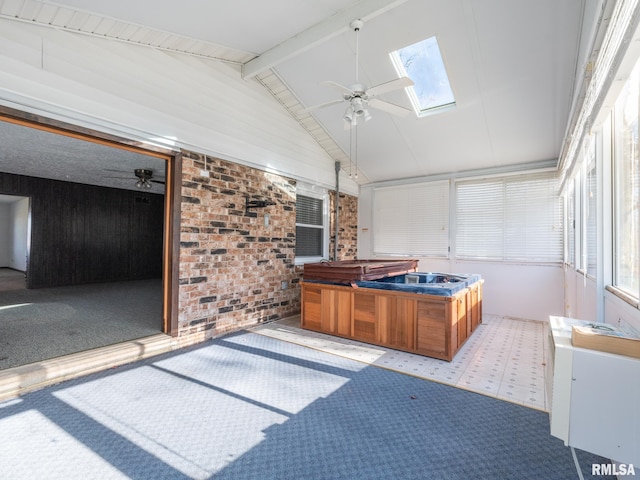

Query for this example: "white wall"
[563,269,598,322]
[424,258,563,322]
[0,19,358,196]
[10,198,29,271]
[0,203,9,266]
[604,291,640,334]
[564,268,640,333]
[456,261,563,321]
[0,198,29,271]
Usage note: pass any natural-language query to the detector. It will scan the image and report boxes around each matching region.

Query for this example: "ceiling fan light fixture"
[133,168,158,189]
[344,105,354,123]
[352,97,365,116]
[304,18,413,133]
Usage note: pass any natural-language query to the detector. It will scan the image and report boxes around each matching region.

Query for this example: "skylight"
[390,36,455,116]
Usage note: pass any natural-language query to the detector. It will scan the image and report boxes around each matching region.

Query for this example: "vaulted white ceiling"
[0,0,603,186]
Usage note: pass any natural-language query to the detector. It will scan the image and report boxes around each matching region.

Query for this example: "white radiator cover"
[546,316,640,465]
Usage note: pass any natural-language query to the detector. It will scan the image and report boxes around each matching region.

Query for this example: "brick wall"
[178,152,300,337]
[178,151,359,338]
[329,191,358,261]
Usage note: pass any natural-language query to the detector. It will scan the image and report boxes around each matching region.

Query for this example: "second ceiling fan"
[305,19,414,128]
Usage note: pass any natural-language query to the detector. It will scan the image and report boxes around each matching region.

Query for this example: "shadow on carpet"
[0,330,615,479]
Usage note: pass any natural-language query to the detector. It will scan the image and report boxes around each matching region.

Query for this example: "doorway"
[0,108,179,369]
[0,194,29,286]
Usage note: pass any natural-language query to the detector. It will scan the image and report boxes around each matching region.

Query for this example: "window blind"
[295,226,323,256]
[456,172,563,262]
[373,180,449,257]
[456,180,505,259]
[296,194,323,226]
[586,160,597,276]
[296,194,324,257]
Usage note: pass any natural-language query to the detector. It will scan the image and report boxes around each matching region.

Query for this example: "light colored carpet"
[0,270,162,370]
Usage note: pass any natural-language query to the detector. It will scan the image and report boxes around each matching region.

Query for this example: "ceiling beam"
[241,0,410,80]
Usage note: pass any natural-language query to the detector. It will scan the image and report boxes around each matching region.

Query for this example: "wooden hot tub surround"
[300,262,483,362]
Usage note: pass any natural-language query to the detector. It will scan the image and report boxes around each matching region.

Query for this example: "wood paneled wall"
[0,172,164,288]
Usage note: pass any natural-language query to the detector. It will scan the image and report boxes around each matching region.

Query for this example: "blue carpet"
[0,331,615,479]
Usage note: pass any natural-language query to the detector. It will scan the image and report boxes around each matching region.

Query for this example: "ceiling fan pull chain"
[355,124,359,179]
[349,124,353,178]
[355,22,360,82]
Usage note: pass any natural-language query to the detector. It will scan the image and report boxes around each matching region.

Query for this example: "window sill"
[294,256,327,266]
[574,268,597,281]
[605,285,640,309]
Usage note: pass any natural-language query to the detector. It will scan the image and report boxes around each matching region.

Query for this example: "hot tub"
[358,272,482,296]
[301,269,483,361]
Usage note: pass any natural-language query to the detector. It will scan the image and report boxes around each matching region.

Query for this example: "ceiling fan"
[304,19,415,128]
[105,168,165,189]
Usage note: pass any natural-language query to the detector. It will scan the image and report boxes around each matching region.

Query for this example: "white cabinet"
[546,316,640,465]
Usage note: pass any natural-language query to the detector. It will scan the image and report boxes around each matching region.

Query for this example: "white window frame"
[295,184,329,265]
[390,36,456,117]
[565,179,576,267]
[611,60,640,301]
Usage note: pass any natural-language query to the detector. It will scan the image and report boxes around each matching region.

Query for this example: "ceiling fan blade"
[302,99,345,113]
[151,179,165,184]
[321,81,355,96]
[366,77,414,97]
[368,98,413,117]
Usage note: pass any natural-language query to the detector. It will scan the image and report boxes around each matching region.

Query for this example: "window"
[566,180,576,267]
[456,172,563,262]
[584,137,597,277]
[295,190,328,263]
[373,180,449,257]
[613,59,640,298]
[390,36,455,116]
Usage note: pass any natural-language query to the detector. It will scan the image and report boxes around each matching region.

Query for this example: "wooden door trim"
[0,105,181,336]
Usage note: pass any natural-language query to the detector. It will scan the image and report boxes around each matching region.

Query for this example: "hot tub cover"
[303,259,419,283]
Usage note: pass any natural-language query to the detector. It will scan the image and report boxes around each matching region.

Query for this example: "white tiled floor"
[250,314,549,412]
